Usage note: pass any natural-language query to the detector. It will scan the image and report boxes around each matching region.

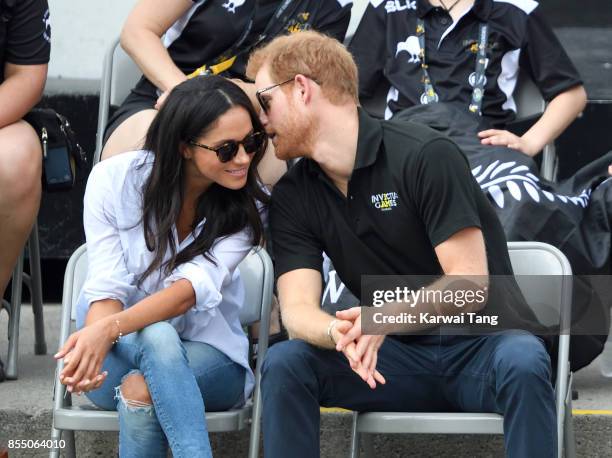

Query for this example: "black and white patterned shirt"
[349,0,582,126]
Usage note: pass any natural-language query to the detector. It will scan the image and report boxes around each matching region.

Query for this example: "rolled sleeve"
[164,229,254,319]
[81,164,138,310]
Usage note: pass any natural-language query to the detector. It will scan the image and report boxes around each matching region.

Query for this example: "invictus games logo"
[371,192,399,211]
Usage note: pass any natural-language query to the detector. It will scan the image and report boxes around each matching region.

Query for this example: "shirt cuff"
[82,272,137,308]
[164,261,223,316]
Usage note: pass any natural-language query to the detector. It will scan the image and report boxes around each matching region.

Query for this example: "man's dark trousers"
[261,333,556,458]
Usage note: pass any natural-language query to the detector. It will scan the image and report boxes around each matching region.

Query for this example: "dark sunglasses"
[189,130,266,163]
[255,78,294,114]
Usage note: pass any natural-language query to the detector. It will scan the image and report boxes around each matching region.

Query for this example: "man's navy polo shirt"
[270,108,547,339]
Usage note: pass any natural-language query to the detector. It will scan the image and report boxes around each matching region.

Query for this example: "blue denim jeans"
[261,333,556,458]
[85,321,245,458]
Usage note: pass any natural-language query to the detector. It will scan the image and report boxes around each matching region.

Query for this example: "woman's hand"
[54,320,115,393]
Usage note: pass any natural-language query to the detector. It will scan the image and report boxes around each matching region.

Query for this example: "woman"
[54,75,270,457]
[102,0,352,186]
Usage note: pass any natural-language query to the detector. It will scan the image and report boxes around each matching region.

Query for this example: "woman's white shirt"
[76,150,258,401]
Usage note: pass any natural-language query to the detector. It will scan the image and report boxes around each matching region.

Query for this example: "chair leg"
[27,223,46,355]
[564,397,576,458]
[350,412,360,458]
[49,428,62,458]
[5,252,24,380]
[248,386,262,458]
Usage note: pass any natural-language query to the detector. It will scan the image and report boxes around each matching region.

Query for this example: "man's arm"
[277,268,339,349]
[0,63,47,128]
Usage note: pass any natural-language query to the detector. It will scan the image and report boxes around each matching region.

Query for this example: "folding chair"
[1,221,46,380]
[49,244,274,458]
[94,37,142,165]
[349,241,576,458]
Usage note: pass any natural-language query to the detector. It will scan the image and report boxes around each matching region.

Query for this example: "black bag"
[24,108,87,191]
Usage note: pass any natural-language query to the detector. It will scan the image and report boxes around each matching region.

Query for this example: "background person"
[101,0,352,187]
[0,0,50,382]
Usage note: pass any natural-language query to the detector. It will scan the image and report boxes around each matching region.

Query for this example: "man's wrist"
[326,319,338,345]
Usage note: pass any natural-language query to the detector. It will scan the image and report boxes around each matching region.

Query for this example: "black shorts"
[103,77,157,144]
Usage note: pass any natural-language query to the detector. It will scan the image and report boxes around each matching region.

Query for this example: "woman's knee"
[137,322,185,362]
[119,372,152,406]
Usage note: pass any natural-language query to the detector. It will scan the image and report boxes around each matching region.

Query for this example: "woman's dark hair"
[139,75,270,283]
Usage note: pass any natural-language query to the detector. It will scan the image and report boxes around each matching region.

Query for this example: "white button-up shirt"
[76,150,260,401]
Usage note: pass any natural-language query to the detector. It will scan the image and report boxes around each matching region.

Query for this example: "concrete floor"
[2,305,612,457]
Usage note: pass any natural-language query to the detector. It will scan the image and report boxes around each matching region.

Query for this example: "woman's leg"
[182,340,246,412]
[101,109,157,160]
[118,321,213,458]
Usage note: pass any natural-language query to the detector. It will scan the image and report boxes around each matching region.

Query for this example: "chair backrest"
[507,241,571,328]
[94,37,143,164]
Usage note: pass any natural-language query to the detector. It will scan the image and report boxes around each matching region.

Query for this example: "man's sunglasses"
[189,130,266,163]
[255,78,294,114]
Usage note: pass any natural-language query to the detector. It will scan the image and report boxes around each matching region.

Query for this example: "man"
[0,0,50,381]
[247,31,556,457]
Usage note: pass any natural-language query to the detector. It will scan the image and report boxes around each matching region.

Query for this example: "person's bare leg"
[0,121,42,296]
[101,109,157,160]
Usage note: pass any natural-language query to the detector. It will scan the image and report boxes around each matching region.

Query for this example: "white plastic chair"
[349,241,575,458]
[49,244,274,458]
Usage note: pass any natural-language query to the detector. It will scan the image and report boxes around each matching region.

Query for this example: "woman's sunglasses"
[189,130,266,163]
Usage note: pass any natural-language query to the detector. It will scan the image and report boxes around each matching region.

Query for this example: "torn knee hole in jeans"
[115,370,154,414]
[115,385,154,413]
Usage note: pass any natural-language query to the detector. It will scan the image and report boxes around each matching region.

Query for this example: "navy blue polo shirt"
[271,108,517,285]
[271,108,546,338]
[349,0,582,126]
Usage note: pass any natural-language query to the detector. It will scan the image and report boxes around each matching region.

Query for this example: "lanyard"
[188,0,314,78]
[415,18,489,115]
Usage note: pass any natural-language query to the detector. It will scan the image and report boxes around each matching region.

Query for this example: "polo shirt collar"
[417,0,492,21]
[354,108,383,170]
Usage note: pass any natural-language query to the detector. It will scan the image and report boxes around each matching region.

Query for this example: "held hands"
[333,307,386,389]
[478,129,540,157]
[54,320,114,394]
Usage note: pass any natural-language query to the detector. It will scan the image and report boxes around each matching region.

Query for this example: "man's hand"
[477,129,539,157]
[333,308,386,389]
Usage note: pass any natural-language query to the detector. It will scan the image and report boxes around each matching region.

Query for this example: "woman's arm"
[57,279,196,392]
[120,0,193,93]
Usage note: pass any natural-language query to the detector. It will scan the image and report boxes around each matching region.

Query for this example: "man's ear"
[294,74,313,105]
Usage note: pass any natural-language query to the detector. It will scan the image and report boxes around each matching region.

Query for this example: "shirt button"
[440,17,450,26]
[350,195,354,200]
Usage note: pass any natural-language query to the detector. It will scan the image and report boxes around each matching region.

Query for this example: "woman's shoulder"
[87,150,154,195]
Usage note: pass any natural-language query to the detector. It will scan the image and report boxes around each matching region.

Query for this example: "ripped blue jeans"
[84,321,246,458]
